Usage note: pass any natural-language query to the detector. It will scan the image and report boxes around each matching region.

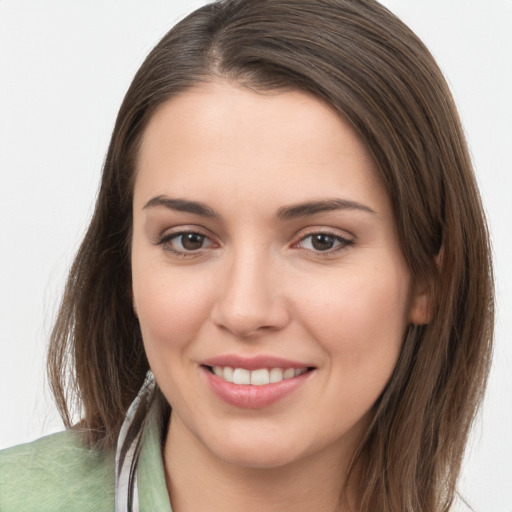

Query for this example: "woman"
[0,0,494,511]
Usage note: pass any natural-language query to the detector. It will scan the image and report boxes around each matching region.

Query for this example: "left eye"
[297,233,351,252]
[164,232,212,252]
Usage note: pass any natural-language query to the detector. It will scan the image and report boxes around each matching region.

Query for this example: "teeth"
[232,368,250,385]
[269,368,284,383]
[283,368,295,379]
[250,369,269,386]
[210,366,308,385]
[223,366,234,383]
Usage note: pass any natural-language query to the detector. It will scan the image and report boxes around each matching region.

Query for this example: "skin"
[131,79,428,512]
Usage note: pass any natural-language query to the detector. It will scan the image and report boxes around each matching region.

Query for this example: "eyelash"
[296,232,354,255]
[156,229,354,259]
[156,230,215,258]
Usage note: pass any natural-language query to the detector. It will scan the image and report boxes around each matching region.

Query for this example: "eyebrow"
[143,196,218,217]
[143,195,376,219]
[276,198,376,220]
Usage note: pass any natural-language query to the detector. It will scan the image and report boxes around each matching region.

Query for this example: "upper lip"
[201,354,313,371]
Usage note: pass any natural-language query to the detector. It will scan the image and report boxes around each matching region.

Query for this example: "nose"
[210,249,290,339]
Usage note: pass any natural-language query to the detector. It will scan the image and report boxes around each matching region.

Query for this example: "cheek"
[132,261,214,357]
[132,262,217,412]
[293,262,411,380]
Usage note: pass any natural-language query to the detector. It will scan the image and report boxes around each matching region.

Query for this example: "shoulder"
[0,429,115,512]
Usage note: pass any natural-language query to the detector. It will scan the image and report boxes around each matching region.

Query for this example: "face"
[131,80,427,470]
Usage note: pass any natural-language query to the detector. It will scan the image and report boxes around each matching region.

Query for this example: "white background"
[0,1,511,511]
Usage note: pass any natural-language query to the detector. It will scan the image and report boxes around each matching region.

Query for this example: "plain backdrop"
[1,1,511,511]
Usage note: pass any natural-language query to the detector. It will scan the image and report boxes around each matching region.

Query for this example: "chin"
[214,443,302,470]
[198,425,319,470]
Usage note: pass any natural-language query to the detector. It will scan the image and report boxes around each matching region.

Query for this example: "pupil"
[182,233,204,250]
[312,234,334,251]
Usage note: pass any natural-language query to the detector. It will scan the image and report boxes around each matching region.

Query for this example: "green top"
[1,413,472,512]
[0,408,172,512]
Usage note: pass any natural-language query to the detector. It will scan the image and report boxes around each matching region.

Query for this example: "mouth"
[200,359,315,409]
[203,365,314,385]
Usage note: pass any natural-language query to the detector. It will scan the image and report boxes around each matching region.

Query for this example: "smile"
[209,366,309,385]
[201,358,315,409]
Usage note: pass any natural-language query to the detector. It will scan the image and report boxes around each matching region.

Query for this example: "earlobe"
[408,286,431,325]
[409,248,442,326]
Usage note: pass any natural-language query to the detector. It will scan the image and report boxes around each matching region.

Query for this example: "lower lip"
[202,367,312,409]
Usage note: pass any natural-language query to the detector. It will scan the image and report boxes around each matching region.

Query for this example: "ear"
[408,280,431,325]
[408,248,442,325]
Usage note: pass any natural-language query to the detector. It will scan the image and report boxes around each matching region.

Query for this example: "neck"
[163,413,359,512]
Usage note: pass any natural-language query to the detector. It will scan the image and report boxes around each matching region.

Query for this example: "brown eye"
[297,232,353,254]
[179,233,205,251]
[157,230,214,256]
[311,234,336,251]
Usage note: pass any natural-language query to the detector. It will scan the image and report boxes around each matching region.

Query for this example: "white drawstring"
[115,371,156,512]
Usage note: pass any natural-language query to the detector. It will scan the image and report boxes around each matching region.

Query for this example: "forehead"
[134,79,387,216]
[139,80,371,163]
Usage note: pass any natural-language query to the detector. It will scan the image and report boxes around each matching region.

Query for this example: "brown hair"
[48,0,494,510]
